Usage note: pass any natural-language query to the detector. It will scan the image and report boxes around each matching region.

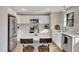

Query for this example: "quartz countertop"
[53,31,79,38]
[61,32,79,37]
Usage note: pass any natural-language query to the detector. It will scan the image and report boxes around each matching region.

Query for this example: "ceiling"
[9,6,71,15]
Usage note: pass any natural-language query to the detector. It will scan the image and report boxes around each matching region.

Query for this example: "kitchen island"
[52,31,79,52]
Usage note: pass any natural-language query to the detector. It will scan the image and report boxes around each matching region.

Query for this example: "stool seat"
[38,45,49,52]
[23,45,34,52]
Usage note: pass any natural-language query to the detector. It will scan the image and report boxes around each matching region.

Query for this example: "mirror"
[66,12,74,27]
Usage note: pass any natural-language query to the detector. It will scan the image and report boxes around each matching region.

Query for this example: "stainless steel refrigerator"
[8,14,17,52]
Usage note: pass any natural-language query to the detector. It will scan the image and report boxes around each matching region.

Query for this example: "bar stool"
[38,45,49,52]
[23,45,34,52]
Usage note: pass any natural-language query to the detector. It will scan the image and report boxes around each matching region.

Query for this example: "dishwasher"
[62,34,72,52]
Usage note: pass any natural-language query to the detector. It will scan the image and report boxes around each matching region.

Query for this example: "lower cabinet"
[74,38,79,44]
[73,37,79,52]
[52,32,62,48]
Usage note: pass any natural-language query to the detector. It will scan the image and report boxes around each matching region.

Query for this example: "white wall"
[0,7,8,52]
[58,12,64,26]
[50,12,64,32]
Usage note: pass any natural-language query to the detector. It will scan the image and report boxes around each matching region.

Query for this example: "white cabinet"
[30,16,39,19]
[17,15,49,24]
[39,16,49,24]
[17,15,21,24]
[74,38,79,45]
[52,32,62,48]
[73,37,79,52]
[17,15,30,24]
[21,16,30,24]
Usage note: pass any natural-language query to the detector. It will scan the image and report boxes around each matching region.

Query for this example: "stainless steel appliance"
[8,14,17,52]
[62,34,72,52]
[30,19,39,35]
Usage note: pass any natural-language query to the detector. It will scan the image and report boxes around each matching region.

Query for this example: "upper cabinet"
[17,15,22,24]
[30,16,39,19]
[17,15,30,24]
[17,15,50,24]
[21,16,30,24]
[39,16,49,24]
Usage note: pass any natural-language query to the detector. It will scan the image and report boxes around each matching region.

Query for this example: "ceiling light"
[47,8,50,11]
[8,8,12,11]
[22,8,27,11]
[63,6,66,12]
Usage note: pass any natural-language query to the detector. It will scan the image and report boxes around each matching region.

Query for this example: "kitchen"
[0,6,79,52]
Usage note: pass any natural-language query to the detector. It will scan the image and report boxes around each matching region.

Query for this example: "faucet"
[63,27,68,32]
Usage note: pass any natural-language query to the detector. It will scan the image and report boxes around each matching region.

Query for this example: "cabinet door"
[30,16,39,19]
[39,16,49,24]
[21,16,30,24]
[75,38,79,44]
[52,32,62,48]
[25,16,30,24]
[17,15,21,24]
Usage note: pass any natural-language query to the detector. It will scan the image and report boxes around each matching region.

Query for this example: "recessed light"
[62,6,66,12]
[8,8,12,11]
[22,8,27,11]
[47,8,50,11]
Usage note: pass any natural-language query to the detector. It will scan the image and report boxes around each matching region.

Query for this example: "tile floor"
[12,41,63,52]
